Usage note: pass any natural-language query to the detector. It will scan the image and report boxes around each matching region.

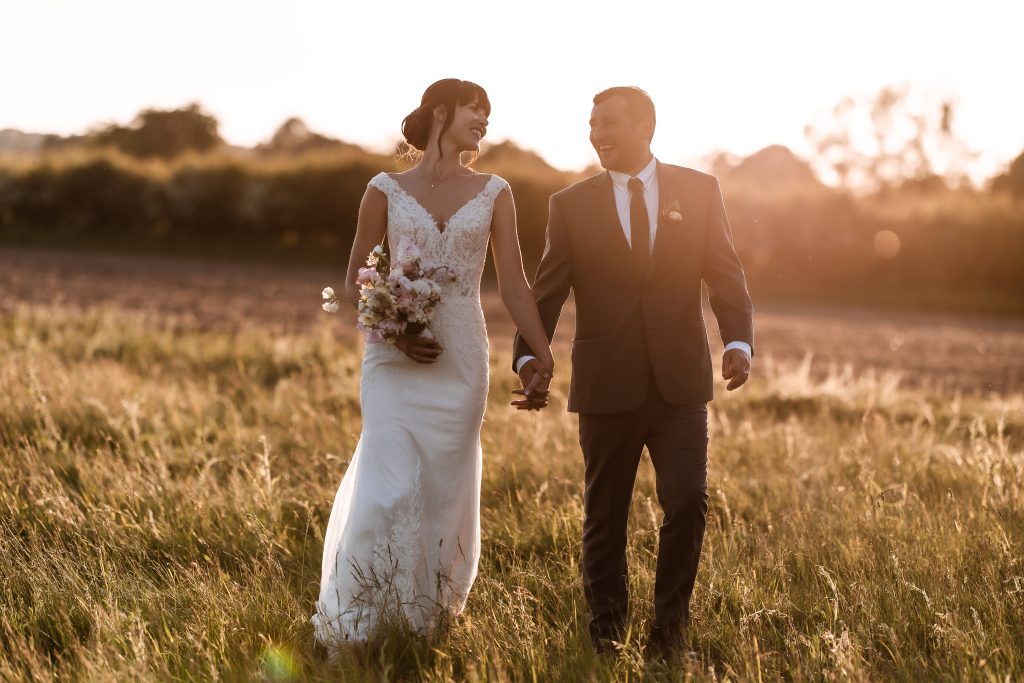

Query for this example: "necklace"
[428,173,452,189]
[419,167,469,189]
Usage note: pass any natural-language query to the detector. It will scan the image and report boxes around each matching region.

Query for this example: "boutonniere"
[660,200,683,224]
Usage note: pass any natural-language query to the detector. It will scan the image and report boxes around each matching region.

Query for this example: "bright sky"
[3,0,1022,178]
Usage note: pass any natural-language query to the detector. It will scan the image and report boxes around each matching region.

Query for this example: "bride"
[312,79,555,645]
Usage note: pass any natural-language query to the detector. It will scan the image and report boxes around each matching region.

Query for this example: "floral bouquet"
[321,239,457,344]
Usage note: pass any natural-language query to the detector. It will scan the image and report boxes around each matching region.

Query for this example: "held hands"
[396,333,443,364]
[722,348,751,391]
[512,358,553,410]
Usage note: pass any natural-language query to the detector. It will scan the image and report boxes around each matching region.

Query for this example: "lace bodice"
[368,172,508,299]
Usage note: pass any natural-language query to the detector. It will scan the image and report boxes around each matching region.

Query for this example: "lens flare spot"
[259,645,299,681]
[874,230,901,259]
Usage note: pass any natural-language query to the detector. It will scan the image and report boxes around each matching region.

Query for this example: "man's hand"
[395,335,443,364]
[512,358,552,410]
[722,348,751,391]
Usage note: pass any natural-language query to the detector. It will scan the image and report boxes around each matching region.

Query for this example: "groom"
[512,87,753,656]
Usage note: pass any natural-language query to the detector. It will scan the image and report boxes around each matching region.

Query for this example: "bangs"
[458,82,491,117]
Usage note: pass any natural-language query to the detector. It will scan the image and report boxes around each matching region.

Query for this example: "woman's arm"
[490,186,555,373]
[344,183,441,363]
[342,185,388,306]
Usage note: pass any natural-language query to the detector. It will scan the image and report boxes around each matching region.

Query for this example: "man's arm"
[515,355,537,374]
[724,341,752,358]
[702,177,754,353]
[702,178,754,391]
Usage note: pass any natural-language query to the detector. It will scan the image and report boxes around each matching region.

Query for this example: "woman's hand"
[395,335,443,364]
[512,357,553,410]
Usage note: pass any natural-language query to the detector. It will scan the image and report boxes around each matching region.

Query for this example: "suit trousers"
[577,372,709,641]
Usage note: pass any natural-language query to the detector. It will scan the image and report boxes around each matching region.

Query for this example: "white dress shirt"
[516,156,751,374]
[608,155,660,254]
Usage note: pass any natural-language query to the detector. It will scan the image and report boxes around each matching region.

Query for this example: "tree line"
[1,100,1022,315]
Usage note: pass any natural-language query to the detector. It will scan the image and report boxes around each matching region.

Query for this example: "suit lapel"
[591,172,644,284]
[646,162,680,284]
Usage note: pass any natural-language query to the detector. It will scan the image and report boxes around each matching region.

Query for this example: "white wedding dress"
[313,172,508,645]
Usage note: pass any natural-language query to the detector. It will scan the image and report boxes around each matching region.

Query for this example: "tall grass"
[1,304,1021,680]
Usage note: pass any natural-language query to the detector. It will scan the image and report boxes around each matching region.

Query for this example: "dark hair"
[593,86,656,129]
[401,79,491,157]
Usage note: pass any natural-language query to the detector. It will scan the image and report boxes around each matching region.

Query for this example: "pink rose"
[356,267,377,285]
[380,320,405,336]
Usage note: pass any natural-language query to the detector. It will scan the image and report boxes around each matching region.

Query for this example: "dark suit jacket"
[513,161,754,414]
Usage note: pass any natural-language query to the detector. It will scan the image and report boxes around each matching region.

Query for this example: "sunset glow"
[3,0,1023,180]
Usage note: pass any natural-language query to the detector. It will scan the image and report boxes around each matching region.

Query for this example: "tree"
[991,150,1024,196]
[718,145,826,196]
[92,103,222,159]
[257,117,360,155]
[804,85,975,192]
[474,140,565,181]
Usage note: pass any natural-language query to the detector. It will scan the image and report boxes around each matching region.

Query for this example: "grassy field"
[1,298,1021,681]
[4,247,1023,395]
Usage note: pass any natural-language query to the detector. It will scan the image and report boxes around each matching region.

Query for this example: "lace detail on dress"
[369,457,423,610]
[313,449,426,643]
[369,173,508,299]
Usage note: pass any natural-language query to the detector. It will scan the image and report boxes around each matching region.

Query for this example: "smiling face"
[439,97,489,153]
[589,94,654,174]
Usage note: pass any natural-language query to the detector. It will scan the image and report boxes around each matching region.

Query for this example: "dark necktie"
[628,177,650,272]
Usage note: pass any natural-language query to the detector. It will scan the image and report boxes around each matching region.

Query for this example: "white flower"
[322,301,340,313]
[661,200,684,223]
[322,286,335,300]
[410,280,432,296]
[395,239,421,265]
[372,245,385,256]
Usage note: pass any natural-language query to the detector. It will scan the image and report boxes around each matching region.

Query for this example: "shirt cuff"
[515,355,537,373]
[724,341,752,359]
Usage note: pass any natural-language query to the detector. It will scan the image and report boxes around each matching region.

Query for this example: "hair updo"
[401,79,491,156]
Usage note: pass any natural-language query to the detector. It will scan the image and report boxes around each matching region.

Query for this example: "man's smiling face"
[589,94,653,174]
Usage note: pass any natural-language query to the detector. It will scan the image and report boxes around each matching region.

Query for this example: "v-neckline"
[387,173,493,234]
